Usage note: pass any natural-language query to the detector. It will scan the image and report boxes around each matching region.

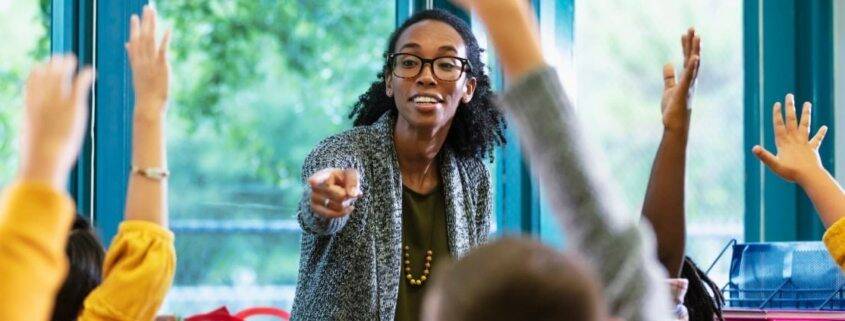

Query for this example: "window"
[575,0,743,285]
[836,1,844,180]
[156,1,395,314]
[0,0,49,185]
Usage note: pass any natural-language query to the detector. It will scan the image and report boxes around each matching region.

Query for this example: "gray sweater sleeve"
[297,134,362,236]
[500,66,672,321]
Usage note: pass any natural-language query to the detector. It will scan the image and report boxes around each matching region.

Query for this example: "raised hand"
[308,168,362,219]
[752,94,828,184]
[126,5,171,120]
[661,28,701,133]
[18,55,94,189]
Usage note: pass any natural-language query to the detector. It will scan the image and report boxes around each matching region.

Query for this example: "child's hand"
[753,94,828,185]
[126,5,171,121]
[18,55,94,189]
[660,28,700,133]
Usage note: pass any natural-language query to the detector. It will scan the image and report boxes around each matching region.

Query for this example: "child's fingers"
[691,33,701,57]
[662,63,676,89]
[810,125,828,149]
[784,94,798,133]
[71,67,95,106]
[752,145,780,171]
[678,55,699,93]
[772,102,786,143]
[158,28,172,61]
[130,15,141,42]
[798,101,812,139]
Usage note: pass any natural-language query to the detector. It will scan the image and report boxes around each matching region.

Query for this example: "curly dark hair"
[349,9,506,160]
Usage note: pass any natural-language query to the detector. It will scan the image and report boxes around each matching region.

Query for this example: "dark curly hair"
[349,9,506,160]
[51,215,104,321]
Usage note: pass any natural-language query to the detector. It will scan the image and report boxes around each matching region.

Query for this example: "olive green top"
[394,183,451,321]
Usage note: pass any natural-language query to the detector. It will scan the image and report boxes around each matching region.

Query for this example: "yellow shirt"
[823,218,845,269]
[0,182,75,321]
[0,182,176,321]
[80,220,176,321]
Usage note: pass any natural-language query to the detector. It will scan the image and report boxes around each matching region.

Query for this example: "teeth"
[414,96,438,104]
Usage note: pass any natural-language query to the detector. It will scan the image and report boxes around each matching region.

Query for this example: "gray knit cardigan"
[290,112,492,321]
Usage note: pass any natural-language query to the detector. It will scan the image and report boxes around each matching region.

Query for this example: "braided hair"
[681,256,725,321]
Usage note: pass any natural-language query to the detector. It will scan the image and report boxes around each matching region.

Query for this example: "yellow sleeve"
[824,218,845,269]
[0,181,75,321]
[79,220,176,321]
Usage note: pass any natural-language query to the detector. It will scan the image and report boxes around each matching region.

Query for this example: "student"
[76,5,177,321]
[680,257,725,321]
[0,5,175,321]
[423,237,608,321]
[432,0,674,321]
[0,55,93,321]
[751,94,845,267]
[51,215,105,321]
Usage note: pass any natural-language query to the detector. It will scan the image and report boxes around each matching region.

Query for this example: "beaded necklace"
[402,186,437,287]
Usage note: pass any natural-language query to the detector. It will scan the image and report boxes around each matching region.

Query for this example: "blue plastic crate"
[722,242,845,310]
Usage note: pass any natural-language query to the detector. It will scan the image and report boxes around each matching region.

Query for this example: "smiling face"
[386,19,477,132]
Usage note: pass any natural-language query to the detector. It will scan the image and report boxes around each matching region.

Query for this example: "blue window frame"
[52,0,94,219]
[744,0,835,242]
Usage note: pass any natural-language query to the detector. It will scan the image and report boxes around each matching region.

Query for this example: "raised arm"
[752,94,844,227]
[452,1,673,320]
[0,55,93,321]
[123,5,172,226]
[78,6,177,321]
[641,28,701,277]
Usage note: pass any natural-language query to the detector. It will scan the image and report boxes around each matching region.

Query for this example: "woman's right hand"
[308,168,362,218]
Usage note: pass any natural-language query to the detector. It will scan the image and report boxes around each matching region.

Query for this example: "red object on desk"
[185,306,290,321]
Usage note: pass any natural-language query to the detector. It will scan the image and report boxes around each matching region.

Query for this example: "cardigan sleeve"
[499,65,673,321]
[298,133,365,236]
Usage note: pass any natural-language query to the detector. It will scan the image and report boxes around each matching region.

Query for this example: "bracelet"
[131,166,169,180]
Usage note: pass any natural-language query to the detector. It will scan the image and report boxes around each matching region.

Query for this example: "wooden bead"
[424,269,429,275]
[406,274,412,280]
[405,260,410,265]
[425,262,430,268]
[427,250,433,255]
[421,276,427,281]
[405,267,411,272]
[404,246,410,251]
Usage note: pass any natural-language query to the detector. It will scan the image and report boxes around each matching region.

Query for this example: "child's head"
[423,237,606,321]
[51,215,105,321]
[681,257,725,321]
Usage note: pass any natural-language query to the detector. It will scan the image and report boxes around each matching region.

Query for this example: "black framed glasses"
[388,53,471,82]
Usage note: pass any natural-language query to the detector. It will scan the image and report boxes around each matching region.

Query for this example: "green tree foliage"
[0,0,49,185]
[154,0,394,291]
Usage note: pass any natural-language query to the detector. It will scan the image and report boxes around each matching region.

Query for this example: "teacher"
[291,8,506,321]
